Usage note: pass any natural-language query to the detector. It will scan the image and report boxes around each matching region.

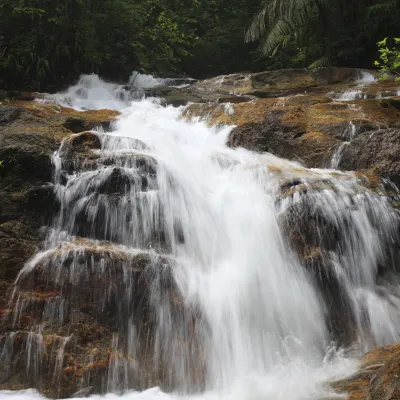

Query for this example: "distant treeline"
[0,0,399,90]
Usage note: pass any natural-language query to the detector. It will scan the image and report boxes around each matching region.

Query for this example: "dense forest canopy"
[0,0,399,91]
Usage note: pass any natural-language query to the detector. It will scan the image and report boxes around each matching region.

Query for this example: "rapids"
[1,74,400,400]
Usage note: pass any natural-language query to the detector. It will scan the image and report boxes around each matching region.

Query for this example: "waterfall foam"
[40,72,166,111]
[1,75,400,400]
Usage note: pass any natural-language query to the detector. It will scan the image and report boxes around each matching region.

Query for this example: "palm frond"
[260,18,295,55]
[245,6,267,43]
[308,55,330,68]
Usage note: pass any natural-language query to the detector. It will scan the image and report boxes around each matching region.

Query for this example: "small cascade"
[276,169,400,348]
[41,72,167,111]
[1,75,400,400]
[330,71,375,102]
[330,121,358,169]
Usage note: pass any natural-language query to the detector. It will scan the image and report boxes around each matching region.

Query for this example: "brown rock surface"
[183,75,400,180]
[332,343,400,400]
[0,99,119,333]
[340,128,400,185]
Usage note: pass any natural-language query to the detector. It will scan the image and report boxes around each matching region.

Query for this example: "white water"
[40,72,166,111]
[2,74,400,400]
[330,121,357,169]
[330,71,375,102]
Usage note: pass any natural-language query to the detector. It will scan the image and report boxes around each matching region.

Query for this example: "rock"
[0,100,117,373]
[227,110,297,154]
[0,106,21,124]
[20,184,60,217]
[64,117,90,133]
[149,85,251,106]
[314,67,367,84]
[0,220,38,319]
[331,343,400,400]
[155,68,366,104]
[0,132,56,182]
[194,67,366,99]
[1,70,400,398]
[227,109,339,167]
[4,91,45,101]
[69,131,102,149]
[1,239,202,396]
[340,128,400,184]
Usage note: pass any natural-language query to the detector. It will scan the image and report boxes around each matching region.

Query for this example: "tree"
[245,0,400,68]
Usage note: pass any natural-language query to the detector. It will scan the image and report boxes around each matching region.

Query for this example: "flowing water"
[329,121,357,169]
[1,75,400,400]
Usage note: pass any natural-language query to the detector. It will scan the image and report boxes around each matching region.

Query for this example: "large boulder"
[0,100,118,354]
[1,240,203,397]
[195,67,366,98]
[340,128,400,185]
[153,67,370,105]
[227,109,340,167]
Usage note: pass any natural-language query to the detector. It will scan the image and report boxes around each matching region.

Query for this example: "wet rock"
[0,221,39,277]
[64,117,89,133]
[227,110,298,154]
[97,168,134,194]
[0,134,55,183]
[149,86,208,106]
[331,343,400,400]
[4,91,44,101]
[69,131,102,150]
[156,68,364,104]
[227,110,339,167]
[19,184,60,218]
[0,106,21,124]
[1,239,203,396]
[314,67,366,84]
[195,67,365,99]
[60,131,102,171]
[149,85,251,106]
[340,128,400,184]
[1,71,400,398]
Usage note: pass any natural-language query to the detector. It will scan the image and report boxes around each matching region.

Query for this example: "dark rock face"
[340,128,400,185]
[0,101,119,363]
[227,110,298,155]
[0,106,21,124]
[227,110,338,168]
[0,107,60,297]
[153,67,368,105]
[0,99,204,397]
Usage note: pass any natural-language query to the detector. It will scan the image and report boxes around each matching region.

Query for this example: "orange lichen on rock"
[332,343,400,400]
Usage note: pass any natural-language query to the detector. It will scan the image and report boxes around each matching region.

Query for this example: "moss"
[354,169,383,190]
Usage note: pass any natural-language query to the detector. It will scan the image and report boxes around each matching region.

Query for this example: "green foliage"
[246,0,400,69]
[0,0,200,89]
[1,0,400,88]
[374,38,400,79]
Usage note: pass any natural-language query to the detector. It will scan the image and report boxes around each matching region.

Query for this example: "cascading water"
[329,121,357,169]
[1,75,400,400]
[40,72,167,111]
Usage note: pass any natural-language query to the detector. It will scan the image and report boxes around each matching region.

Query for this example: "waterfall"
[329,121,358,169]
[1,75,400,400]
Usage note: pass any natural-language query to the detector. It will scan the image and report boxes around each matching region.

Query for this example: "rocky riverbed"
[0,67,400,399]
